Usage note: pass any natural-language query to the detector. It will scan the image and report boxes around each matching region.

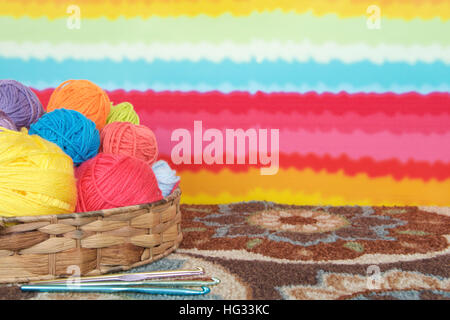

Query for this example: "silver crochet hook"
[30,267,205,285]
[26,277,220,288]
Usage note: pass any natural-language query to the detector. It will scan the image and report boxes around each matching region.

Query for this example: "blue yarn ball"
[152,160,180,197]
[29,109,100,166]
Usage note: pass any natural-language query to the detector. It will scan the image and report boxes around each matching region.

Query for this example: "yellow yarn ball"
[0,128,77,217]
[106,102,140,125]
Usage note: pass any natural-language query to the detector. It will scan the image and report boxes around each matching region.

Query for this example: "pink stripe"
[146,110,450,134]
[153,128,450,163]
[279,130,450,163]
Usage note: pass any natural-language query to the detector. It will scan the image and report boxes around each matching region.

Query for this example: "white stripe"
[1,40,449,64]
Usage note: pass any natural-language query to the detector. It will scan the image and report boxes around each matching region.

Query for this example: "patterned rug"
[1,203,449,300]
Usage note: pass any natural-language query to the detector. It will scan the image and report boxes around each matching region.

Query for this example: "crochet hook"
[21,285,211,296]
[30,267,205,284]
[25,277,221,288]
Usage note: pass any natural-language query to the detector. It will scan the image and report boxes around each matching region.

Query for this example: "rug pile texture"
[1,203,449,300]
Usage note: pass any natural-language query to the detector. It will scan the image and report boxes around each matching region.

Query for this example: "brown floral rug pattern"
[1,203,449,300]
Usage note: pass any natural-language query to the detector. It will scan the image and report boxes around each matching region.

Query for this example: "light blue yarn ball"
[152,160,180,197]
[29,108,100,166]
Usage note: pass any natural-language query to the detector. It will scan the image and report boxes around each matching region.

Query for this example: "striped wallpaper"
[1,0,449,206]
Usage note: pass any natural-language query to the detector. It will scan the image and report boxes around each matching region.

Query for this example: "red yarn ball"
[100,122,158,166]
[76,153,163,212]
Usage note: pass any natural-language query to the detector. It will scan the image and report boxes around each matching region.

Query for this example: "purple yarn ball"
[0,110,17,131]
[0,80,44,129]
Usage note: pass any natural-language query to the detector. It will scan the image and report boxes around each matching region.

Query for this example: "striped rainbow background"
[0,0,449,206]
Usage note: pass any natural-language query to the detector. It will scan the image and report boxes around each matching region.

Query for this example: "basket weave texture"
[0,188,182,284]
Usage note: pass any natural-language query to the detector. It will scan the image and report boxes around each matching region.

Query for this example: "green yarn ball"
[106,102,140,125]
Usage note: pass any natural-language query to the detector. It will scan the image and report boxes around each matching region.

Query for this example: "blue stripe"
[1,58,448,92]
[19,81,450,94]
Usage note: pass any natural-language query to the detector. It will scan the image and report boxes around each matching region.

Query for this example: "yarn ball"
[152,160,180,197]
[106,102,140,125]
[29,109,100,166]
[76,153,163,212]
[0,110,17,131]
[0,128,77,217]
[0,79,44,128]
[47,79,111,130]
[101,122,158,166]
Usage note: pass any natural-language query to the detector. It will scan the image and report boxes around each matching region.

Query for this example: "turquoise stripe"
[20,81,450,95]
[1,58,448,92]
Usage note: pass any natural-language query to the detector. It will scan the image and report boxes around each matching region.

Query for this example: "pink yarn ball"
[76,153,163,212]
[100,122,158,166]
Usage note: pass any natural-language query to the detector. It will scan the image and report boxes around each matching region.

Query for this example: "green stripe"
[0,12,449,45]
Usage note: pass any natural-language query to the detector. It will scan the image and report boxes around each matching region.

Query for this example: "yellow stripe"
[178,168,450,206]
[0,0,449,20]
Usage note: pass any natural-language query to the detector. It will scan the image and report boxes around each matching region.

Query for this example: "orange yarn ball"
[47,80,111,130]
[101,122,159,166]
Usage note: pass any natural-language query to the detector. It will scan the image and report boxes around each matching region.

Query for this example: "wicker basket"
[0,188,182,284]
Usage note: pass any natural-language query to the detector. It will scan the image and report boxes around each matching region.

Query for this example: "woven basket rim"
[0,187,181,225]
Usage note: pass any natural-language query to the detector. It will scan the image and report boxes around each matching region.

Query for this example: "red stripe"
[158,153,450,182]
[33,89,450,116]
[32,88,450,181]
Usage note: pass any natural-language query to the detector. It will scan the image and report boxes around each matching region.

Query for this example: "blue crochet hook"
[21,284,211,296]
